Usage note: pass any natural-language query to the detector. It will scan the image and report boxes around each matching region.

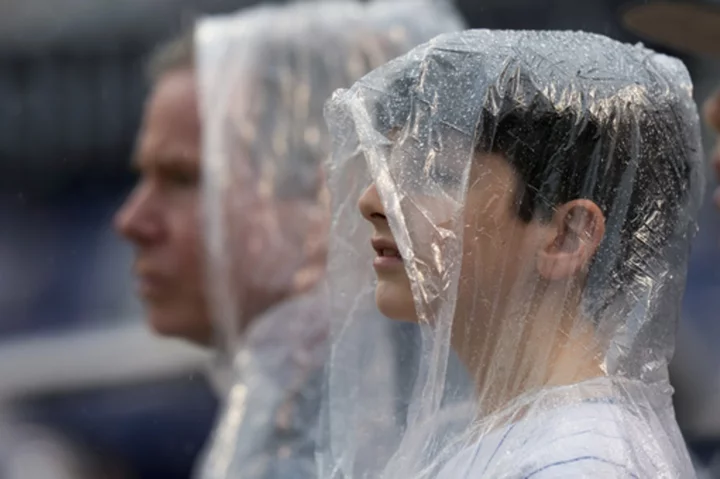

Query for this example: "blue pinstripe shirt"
[436,397,692,478]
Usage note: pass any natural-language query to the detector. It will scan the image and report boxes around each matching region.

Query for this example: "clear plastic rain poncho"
[193,2,464,478]
[319,30,705,478]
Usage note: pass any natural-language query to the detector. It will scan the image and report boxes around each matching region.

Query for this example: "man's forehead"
[144,70,200,139]
[135,69,201,167]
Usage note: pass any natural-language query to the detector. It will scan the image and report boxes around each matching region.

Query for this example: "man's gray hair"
[146,28,195,83]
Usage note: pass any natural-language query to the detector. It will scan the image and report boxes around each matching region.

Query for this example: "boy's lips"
[371,237,404,271]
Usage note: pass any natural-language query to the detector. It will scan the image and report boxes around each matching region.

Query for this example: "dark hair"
[369,63,696,308]
[475,77,695,307]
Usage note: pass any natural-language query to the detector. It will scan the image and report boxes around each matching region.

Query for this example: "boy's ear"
[536,199,606,281]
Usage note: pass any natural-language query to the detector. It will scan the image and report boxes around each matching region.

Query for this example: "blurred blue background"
[0,0,718,477]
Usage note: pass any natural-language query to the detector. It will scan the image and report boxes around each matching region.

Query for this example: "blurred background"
[0,0,719,477]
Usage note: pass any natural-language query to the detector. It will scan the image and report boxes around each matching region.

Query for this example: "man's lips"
[134,267,171,300]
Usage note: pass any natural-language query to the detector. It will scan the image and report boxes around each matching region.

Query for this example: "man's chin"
[147,308,213,347]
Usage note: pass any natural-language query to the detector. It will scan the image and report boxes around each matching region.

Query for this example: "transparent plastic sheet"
[319,30,705,478]
[193,2,465,478]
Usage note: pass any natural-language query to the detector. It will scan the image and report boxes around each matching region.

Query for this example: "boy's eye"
[429,166,460,185]
[422,158,463,187]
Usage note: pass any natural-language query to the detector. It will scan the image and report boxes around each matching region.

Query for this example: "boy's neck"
[453,293,605,417]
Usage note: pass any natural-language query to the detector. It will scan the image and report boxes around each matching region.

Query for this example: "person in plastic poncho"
[705,94,720,210]
[114,2,464,478]
[622,0,720,211]
[319,30,705,478]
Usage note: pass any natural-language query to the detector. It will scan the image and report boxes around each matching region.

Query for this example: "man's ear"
[536,199,606,281]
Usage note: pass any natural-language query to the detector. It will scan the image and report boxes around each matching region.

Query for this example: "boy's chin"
[375,280,417,322]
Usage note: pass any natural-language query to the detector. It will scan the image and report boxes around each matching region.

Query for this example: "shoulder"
[439,401,680,478]
[510,401,665,477]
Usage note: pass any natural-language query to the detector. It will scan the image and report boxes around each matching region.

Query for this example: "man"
[705,91,720,208]
[622,4,720,476]
[622,0,720,207]
[319,30,702,478]
[115,2,464,477]
[115,32,209,344]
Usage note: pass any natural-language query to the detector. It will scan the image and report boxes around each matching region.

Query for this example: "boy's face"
[358,152,605,325]
[358,154,543,323]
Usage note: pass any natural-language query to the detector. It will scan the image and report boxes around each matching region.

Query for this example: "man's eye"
[164,169,199,188]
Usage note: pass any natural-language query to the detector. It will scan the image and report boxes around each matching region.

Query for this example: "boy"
[321,29,703,478]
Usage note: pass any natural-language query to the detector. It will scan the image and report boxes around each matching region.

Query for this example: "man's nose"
[358,183,387,225]
[114,184,164,246]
